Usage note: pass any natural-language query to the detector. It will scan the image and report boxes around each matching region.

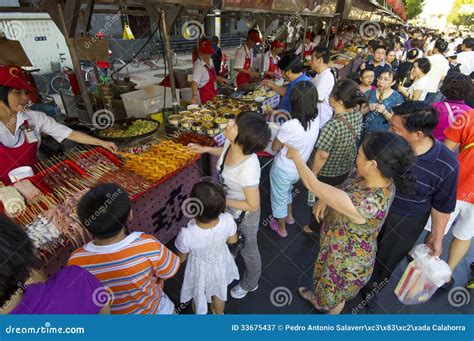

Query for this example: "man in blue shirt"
[262,53,313,114]
[360,102,459,308]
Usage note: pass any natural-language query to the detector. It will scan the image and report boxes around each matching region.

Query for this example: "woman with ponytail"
[286,132,416,314]
[301,79,366,236]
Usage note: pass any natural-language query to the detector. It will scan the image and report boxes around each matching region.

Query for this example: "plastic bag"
[395,244,452,305]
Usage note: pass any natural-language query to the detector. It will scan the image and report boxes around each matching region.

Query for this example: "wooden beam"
[41,0,65,36]
[84,0,96,33]
[63,0,82,37]
[165,5,184,35]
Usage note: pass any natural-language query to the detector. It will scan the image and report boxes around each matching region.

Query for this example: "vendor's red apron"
[265,56,279,79]
[199,65,217,104]
[0,122,38,185]
[236,47,252,87]
[303,45,312,58]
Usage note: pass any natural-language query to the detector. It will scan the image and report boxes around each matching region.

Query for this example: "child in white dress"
[175,180,239,314]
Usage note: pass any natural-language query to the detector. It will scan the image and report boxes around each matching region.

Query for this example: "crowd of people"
[0,24,473,316]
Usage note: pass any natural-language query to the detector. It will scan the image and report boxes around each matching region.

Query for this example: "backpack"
[447,63,462,76]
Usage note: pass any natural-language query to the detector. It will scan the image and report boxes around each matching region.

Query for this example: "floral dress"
[313,177,395,311]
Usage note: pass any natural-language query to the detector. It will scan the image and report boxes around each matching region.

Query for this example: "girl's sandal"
[298,287,317,307]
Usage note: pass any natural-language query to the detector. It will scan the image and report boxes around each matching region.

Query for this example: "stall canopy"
[0,0,215,119]
[222,0,337,17]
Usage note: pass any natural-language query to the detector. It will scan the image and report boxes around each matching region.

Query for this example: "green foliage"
[403,0,425,19]
[448,0,474,26]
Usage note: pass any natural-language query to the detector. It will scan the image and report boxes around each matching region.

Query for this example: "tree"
[403,0,424,20]
[448,0,474,27]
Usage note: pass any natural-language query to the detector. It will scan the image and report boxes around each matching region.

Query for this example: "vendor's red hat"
[248,30,263,43]
[271,40,284,49]
[0,65,36,92]
[199,40,215,55]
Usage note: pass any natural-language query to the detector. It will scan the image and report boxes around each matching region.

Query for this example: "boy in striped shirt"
[68,183,180,314]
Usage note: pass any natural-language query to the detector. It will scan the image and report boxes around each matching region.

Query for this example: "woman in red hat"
[260,41,283,79]
[191,41,228,104]
[0,65,117,185]
[234,29,262,87]
[295,32,314,60]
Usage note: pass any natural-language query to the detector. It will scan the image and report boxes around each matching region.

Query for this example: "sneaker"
[286,216,296,225]
[230,284,259,299]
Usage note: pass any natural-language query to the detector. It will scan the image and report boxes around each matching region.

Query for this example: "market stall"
[0,137,202,275]
[0,0,406,276]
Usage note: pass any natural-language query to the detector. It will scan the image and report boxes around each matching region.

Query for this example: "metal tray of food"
[93,118,159,142]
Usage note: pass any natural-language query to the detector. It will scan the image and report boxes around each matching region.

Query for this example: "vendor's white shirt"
[313,35,322,46]
[274,117,320,174]
[312,68,335,127]
[216,140,261,218]
[234,44,254,70]
[0,110,72,148]
[256,51,280,72]
[457,51,474,76]
[192,58,215,88]
[295,42,313,56]
[408,76,430,101]
[426,54,450,92]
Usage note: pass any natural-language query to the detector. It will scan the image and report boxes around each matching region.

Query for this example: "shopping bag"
[395,244,451,305]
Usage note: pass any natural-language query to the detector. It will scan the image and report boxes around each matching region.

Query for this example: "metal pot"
[112,79,137,98]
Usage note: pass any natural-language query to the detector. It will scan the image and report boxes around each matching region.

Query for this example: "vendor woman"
[191,40,228,104]
[260,40,283,79]
[0,65,117,185]
[295,32,313,60]
[234,29,262,87]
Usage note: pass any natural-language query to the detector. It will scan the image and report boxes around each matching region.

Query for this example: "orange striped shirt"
[67,232,179,314]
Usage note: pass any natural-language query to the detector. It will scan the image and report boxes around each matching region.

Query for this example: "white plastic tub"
[121,85,180,118]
